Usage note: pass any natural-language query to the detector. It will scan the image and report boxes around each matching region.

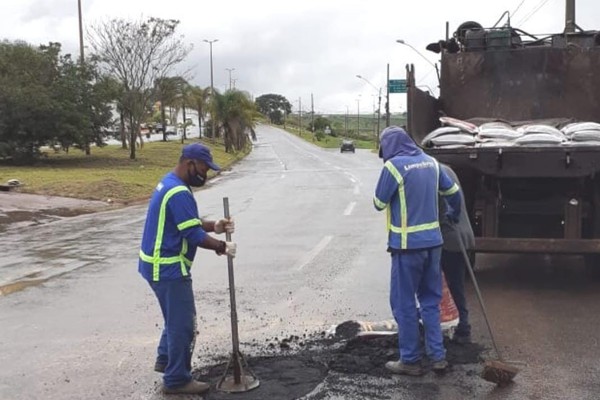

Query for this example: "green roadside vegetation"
[285,126,376,149]
[0,140,249,204]
[281,113,406,150]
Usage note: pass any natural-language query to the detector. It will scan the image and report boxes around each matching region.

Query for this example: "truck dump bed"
[405,17,600,258]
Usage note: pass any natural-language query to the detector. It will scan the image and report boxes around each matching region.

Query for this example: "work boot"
[385,360,424,376]
[162,379,210,395]
[432,359,449,373]
[452,334,471,345]
[154,361,166,373]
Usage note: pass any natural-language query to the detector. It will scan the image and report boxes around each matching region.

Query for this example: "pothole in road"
[192,327,485,400]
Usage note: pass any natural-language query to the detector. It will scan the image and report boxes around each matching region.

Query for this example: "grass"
[0,139,249,204]
[285,126,377,149]
[281,113,406,150]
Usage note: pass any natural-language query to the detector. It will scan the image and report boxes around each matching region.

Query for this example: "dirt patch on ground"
[191,327,485,399]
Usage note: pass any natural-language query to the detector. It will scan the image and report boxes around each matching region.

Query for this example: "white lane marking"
[353,185,360,195]
[343,171,358,184]
[344,202,357,216]
[295,236,333,271]
[280,174,285,179]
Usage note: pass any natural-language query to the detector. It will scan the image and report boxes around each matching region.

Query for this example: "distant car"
[165,126,177,136]
[340,139,355,153]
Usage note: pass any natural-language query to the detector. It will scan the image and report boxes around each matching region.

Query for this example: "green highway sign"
[389,79,407,94]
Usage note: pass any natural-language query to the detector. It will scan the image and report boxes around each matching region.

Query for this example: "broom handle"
[457,234,503,361]
[223,197,242,383]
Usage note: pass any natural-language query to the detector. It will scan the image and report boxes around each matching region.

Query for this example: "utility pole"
[386,63,391,127]
[204,39,218,138]
[232,78,237,89]
[345,106,349,136]
[376,87,381,148]
[311,93,314,133]
[298,97,302,135]
[78,0,84,65]
[226,68,235,90]
[566,0,576,33]
[78,0,91,155]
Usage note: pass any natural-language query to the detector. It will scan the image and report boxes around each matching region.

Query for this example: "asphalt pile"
[192,326,484,400]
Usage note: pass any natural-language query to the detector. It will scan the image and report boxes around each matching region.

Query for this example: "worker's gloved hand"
[216,241,237,258]
[214,218,235,234]
[225,242,237,258]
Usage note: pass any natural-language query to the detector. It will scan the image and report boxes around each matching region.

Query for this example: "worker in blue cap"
[139,143,236,395]
[373,126,461,376]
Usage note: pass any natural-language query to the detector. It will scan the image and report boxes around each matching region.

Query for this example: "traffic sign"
[389,79,407,94]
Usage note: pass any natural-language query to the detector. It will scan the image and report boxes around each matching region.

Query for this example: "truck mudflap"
[475,238,600,254]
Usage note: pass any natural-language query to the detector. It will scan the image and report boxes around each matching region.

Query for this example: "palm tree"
[178,82,193,143]
[154,76,187,141]
[211,89,257,152]
[188,86,210,139]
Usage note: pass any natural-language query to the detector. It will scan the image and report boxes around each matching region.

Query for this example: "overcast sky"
[1,0,598,115]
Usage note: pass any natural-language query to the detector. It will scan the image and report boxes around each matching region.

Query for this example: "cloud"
[2,0,599,113]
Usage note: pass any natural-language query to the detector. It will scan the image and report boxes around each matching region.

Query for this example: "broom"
[457,235,520,385]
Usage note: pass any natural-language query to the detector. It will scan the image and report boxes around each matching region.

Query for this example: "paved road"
[0,124,389,399]
[1,125,599,399]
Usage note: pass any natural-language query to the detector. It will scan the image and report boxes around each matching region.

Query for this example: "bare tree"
[88,17,191,159]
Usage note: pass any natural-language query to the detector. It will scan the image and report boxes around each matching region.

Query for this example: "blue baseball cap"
[181,143,220,171]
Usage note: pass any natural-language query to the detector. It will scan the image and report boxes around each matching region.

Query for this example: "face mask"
[188,163,207,187]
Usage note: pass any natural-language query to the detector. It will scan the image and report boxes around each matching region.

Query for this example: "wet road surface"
[1,125,599,399]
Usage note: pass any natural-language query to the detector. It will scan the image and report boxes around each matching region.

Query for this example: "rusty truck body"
[406,2,600,266]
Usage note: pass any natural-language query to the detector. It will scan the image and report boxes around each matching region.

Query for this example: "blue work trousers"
[441,250,471,337]
[390,247,445,364]
[150,277,197,389]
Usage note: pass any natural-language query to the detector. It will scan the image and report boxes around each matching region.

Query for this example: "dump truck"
[406,1,600,268]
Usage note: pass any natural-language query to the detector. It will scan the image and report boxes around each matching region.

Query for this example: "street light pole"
[396,39,440,84]
[204,39,218,138]
[226,68,235,90]
[356,75,381,148]
[356,98,360,137]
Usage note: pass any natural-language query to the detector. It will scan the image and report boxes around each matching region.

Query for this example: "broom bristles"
[481,360,520,386]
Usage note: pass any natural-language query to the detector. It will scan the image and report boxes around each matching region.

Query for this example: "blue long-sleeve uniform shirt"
[374,129,461,251]
[139,172,207,281]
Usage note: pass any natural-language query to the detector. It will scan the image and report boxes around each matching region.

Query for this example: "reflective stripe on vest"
[440,183,459,196]
[140,185,196,281]
[385,160,441,249]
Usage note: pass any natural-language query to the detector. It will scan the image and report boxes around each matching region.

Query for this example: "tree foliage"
[255,93,291,125]
[0,41,114,163]
[89,17,191,159]
[308,116,333,133]
[154,76,190,142]
[212,90,257,152]
[188,86,209,139]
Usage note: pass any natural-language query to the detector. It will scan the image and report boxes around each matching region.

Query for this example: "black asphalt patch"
[192,330,485,399]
